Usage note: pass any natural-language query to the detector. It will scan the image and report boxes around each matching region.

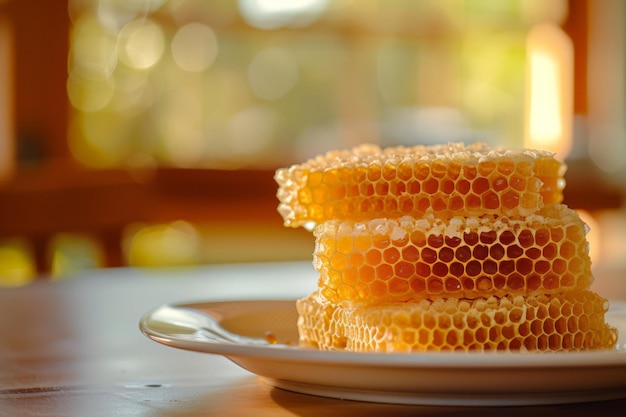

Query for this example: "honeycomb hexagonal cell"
[275,142,566,229]
[314,204,593,304]
[296,289,617,352]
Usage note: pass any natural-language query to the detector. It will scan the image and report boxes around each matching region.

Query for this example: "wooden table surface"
[1,261,626,417]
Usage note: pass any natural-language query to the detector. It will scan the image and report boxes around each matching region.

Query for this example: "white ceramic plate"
[140,298,626,406]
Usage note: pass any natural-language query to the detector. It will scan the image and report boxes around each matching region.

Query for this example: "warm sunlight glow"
[524,23,573,159]
[66,1,567,169]
[238,0,328,29]
[528,52,562,147]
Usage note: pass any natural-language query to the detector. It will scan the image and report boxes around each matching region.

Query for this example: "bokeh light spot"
[171,23,218,72]
[71,14,118,79]
[67,72,115,112]
[118,19,165,70]
[228,106,276,155]
[248,46,299,100]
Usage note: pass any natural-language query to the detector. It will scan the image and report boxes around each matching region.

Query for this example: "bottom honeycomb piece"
[296,290,617,353]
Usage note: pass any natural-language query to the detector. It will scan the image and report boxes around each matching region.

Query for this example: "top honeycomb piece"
[275,142,566,229]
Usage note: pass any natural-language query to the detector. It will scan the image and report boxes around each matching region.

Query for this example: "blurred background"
[0,0,625,286]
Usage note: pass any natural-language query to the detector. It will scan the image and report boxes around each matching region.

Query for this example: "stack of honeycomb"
[275,143,617,352]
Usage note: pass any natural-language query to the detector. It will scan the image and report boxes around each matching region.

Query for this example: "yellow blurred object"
[50,233,104,278]
[125,221,201,267]
[0,240,36,287]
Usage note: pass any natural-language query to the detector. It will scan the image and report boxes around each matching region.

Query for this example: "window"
[67,0,570,169]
